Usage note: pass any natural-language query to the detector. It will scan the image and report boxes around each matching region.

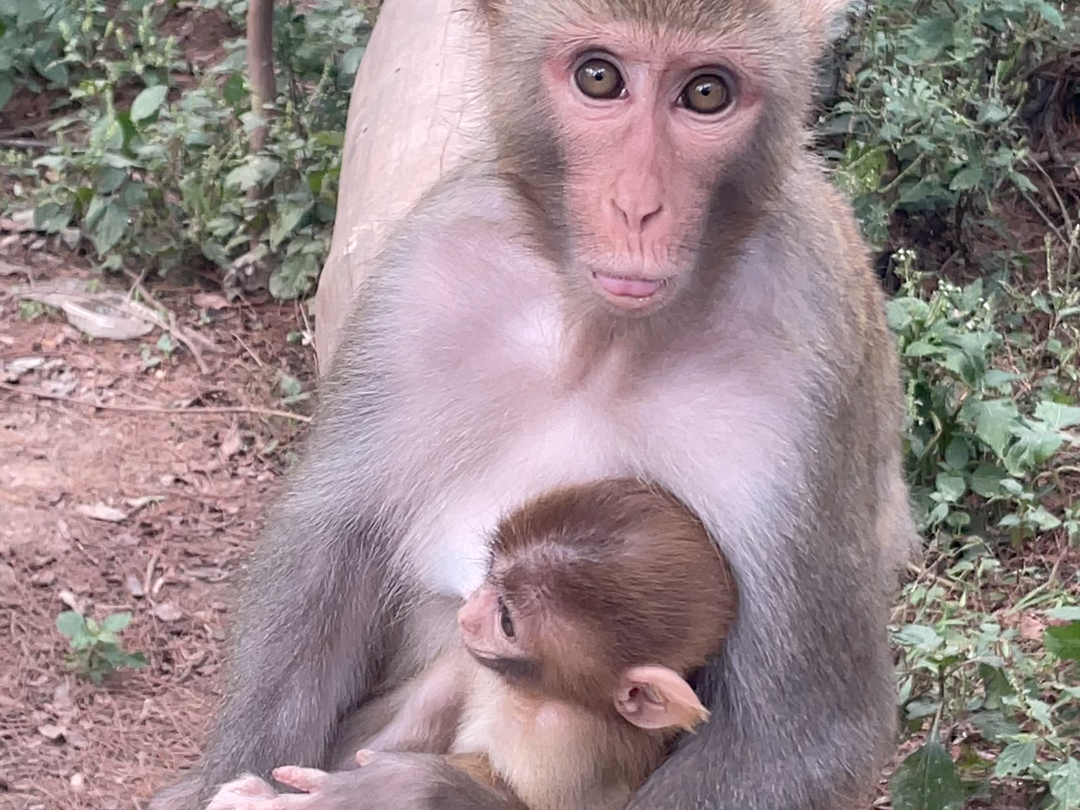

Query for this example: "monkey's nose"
[611,198,663,233]
[457,605,481,637]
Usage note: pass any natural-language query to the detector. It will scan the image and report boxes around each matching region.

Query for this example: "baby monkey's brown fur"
[222,479,737,810]
[364,478,737,810]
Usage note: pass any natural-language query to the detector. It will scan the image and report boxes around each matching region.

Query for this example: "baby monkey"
[210,478,738,810]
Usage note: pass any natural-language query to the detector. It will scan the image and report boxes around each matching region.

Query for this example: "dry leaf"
[154,602,184,622]
[1020,613,1045,641]
[30,569,57,587]
[37,724,66,741]
[52,681,74,712]
[126,573,146,598]
[219,425,243,460]
[75,503,128,523]
[193,292,230,310]
[0,260,32,276]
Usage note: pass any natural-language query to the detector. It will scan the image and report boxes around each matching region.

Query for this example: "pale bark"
[312,0,490,372]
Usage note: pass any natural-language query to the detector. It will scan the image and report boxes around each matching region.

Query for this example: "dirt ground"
[0,243,315,809]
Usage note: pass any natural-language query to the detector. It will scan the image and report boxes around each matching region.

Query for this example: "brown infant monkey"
[209,479,737,810]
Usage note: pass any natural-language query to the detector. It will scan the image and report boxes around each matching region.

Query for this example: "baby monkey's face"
[456,578,709,733]
[457,583,544,686]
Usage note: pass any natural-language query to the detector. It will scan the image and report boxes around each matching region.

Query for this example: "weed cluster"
[1,0,371,298]
[824,1,1080,807]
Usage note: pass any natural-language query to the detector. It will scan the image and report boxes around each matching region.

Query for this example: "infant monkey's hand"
[204,774,278,810]
[203,767,335,810]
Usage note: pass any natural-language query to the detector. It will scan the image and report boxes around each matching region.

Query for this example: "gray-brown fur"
[150,0,915,807]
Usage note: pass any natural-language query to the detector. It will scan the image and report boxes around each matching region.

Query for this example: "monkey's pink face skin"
[457,584,523,661]
[543,24,765,312]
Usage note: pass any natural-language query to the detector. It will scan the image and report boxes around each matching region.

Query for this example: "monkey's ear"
[613,665,710,732]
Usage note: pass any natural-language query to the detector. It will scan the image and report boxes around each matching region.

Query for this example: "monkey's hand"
[203,774,280,810]
[195,768,337,810]
[233,752,526,810]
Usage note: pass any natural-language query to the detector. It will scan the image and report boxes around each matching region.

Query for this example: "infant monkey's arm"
[351,646,474,755]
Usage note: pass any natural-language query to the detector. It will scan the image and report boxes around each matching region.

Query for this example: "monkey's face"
[538,23,770,315]
[457,584,543,687]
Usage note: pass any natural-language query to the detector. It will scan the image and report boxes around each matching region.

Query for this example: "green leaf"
[890,740,965,810]
[1045,621,1080,663]
[969,463,1004,498]
[977,662,1013,710]
[942,438,969,471]
[96,167,128,195]
[93,202,129,255]
[1048,758,1080,810]
[224,156,280,191]
[960,399,1019,458]
[279,374,303,399]
[910,18,954,61]
[269,201,313,251]
[894,624,943,651]
[995,741,1036,778]
[100,612,132,633]
[55,611,86,638]
[1005,423,1064,474]
[977,101,1010,125]
[131,85,169,123]
[968,710,1019,741]
[949,166,984,192]
[1033,2,1064,28]
[935,473,965,503]
[33,201,71,232]
[222,72,247,107]
[1035,402,1080,430]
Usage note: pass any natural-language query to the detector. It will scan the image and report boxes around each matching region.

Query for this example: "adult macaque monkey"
[151,0,916,807]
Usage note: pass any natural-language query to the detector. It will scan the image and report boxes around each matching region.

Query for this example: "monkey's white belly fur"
[408,391,623,597]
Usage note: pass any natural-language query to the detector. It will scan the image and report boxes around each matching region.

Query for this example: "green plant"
[883,242,1079,807]
[55,610,147,683]
[823,0,1070,253]
[3,0,371,298]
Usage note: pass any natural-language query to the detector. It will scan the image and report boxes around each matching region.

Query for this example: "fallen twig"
[905,561,960,593]
[124,270,220,374]
[0,381,311,423]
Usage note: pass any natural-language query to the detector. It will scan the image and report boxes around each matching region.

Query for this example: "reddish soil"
[0,248,315,809]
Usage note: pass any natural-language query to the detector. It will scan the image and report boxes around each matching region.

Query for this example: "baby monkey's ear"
[613,665,710,732]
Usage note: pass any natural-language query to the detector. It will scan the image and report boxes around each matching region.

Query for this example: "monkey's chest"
[402,396,626,596]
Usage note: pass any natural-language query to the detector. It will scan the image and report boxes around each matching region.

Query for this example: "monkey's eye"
[498,597,515,639]
[574,58,624,100]
[680,73,733,115]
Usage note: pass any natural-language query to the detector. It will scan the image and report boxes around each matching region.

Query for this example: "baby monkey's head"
[457,478,738,732]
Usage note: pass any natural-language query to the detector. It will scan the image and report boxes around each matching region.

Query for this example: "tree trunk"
[312,0,489,373]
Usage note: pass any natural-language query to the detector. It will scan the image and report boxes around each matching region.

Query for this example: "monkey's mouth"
[591,271,671,306]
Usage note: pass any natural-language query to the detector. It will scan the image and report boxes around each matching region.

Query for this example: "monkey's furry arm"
[169,352,406,806]
[628,444,900,809]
